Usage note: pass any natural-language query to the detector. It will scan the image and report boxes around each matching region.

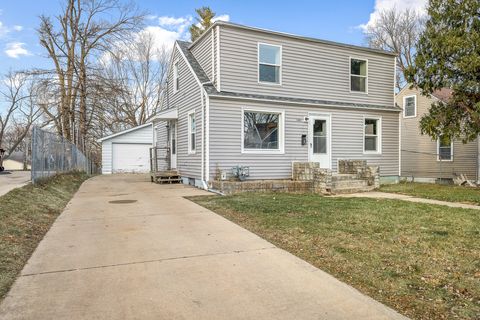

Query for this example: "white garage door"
[112,143,151,173]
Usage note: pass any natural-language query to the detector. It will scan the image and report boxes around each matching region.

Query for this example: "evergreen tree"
[406,0,480,142]
[189,7,216,42]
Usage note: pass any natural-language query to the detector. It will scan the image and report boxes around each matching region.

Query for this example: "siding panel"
[160,45,203,179]
[209,98,399,180]
[219,26,395,107]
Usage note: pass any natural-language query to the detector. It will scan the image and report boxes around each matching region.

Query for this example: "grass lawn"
[190,193,480,320]
[380,182,480,205]
[0,172,90,300]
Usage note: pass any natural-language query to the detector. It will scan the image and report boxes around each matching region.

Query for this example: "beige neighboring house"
[396,86,480,183]
[3,151,31,171]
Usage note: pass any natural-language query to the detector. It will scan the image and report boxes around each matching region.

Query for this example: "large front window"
[243,110,282,152]
[258,43,281,84]
[350,58,367,92]
[364,117,381,153]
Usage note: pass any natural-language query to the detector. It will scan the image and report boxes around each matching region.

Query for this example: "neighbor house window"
[364,117,381,153]
[258,43,281,84]
[173,61,179,92]
[188,111,195,153]
[438,136,453,161]
[403,95,417,118]
[350,58,367,93]
[243,109,283,152]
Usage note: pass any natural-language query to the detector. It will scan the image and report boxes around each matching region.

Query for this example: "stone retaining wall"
[210,160,379,195]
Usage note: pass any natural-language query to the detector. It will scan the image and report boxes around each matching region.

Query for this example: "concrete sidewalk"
[0,171,30,197]
[335,191,480,210]
[0,174,407,320]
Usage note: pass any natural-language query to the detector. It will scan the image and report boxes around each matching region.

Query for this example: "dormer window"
[258,43,281,84]
[350,58,367,93]
[173,61,179,93]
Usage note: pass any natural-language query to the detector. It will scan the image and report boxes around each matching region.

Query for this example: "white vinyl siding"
[209,97,399,180]
[219,26,394,107]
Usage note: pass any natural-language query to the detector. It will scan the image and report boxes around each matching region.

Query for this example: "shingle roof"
[176,40,399,112]
[432,88,453,102]
[209,91,401,111]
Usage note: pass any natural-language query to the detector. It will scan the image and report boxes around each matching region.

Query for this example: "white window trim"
[403,95,417,118]
[173,60,179,94]
[437,138,454,162]
[363,116,382,154]
[187,110,196,154]
[241,107,285,154]
[258,43,282,86]
[349,57,368,94]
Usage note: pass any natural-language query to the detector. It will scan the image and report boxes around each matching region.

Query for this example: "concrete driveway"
[0,171,30,197]
[0,174,407,320]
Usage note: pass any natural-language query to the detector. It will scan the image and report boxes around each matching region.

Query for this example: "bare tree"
[364,8,424,90]
[37,0,144,149]
[96,31,169,132]
[0,71,43,158]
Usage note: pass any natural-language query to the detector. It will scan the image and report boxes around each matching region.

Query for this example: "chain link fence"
[31,127,98,183]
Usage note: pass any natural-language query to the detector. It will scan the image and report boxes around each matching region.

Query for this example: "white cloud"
[13,25,23,32]
[0,21,8,38]
[359,0,428,30]
[5,42,31,58]
[158,16,190,27]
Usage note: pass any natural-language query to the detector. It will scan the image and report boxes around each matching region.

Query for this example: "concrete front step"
[332,179,368,189]
[331,186,375,194]
[331,173,359,181]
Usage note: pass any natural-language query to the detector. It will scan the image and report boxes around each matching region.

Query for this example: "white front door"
[170,121,177,169]
[308,115,331,168]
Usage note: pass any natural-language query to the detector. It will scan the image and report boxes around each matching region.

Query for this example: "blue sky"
[0,0,427,75]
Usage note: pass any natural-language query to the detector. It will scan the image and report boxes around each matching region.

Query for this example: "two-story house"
[153,21,400,188]
[396,86,480,183]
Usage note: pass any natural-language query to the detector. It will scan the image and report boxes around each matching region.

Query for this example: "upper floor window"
[437,136,453,161]
[403,95,417,118]
[350,58,367,93]
[258,43,281,84]
[173,61,179,93]
[364,117,381,153]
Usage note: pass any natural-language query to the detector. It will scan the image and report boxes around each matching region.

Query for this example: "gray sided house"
[153,21,400,189]
[396,86,480,183]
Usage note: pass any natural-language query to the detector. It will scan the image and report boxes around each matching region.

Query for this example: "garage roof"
[98,123,152,142]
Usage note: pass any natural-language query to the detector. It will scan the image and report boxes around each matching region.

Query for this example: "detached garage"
[99,123,153,174]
